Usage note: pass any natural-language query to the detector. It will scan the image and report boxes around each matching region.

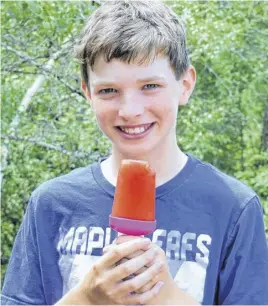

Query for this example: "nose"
[118,93,144,119]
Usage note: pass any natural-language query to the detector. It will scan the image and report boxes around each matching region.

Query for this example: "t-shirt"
[1,154,268,305]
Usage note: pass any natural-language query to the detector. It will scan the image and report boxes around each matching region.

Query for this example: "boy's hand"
[78,237,164,305]
[113,236,199,305]
[110,235,171,294]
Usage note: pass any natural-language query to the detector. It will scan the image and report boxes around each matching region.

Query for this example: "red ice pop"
[109,160,156,236]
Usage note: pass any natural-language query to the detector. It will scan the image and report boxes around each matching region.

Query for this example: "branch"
[1,40,84,192]
[230,47,247,61]
[2,69,40,76]
[2,43,45,68]
[50,72,84,98]
[1,43,84,98]
[204,64,233,97]
[91,0,103,6]
[1,134,99,159]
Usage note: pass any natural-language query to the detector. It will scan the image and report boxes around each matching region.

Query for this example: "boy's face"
[82,55,195,158]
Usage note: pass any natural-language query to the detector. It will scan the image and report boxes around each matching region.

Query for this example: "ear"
[81,81,92,101]
[178,65,196,106]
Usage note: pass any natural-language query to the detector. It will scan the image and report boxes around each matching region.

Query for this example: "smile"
[119,123,152,135]
[116,123,155,138]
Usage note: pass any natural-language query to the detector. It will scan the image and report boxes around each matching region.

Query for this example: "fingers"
[103,239,162,279]
[102,243,114,255]
[133,250,163,275]
[117,261,164,295]
[97,238,151,270]
[110,247,157,282]
[117,251,156,281]
[103,246,144,261]
[133,259,153,275]
[135,280,154,294]
[135,273,161,294]
[103,239,146,257]
[125,281,165,305]
[125,249,144,259]
[104,245,147,270]
[115,235,143,245]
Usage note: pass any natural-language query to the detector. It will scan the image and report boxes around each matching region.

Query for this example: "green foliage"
[1,0,267,283]
[173,0,268,230]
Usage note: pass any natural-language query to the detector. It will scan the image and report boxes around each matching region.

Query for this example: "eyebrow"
[93,76,166,87]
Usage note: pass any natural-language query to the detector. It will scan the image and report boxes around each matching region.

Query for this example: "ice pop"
[109,159,156,236]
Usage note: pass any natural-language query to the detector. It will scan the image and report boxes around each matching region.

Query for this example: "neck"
[101,136,188,187]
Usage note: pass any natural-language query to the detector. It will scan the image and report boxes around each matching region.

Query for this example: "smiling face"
[82,55,195,159]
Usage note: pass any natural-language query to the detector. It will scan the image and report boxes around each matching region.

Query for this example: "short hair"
[74,0,190,89]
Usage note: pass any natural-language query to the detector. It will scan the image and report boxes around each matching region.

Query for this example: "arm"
[217,196,268,304]
[145,275,199,305]
[1,196,46,305]
[55,286,91,305]
[55,237,165,305]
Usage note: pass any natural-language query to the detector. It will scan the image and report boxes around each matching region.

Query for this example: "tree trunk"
[0,45,69,193]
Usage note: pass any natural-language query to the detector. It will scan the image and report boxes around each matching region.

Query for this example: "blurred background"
[1,0,267,282]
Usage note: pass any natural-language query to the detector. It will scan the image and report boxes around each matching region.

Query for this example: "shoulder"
[190,154,256,206]
[186,155,259,223]
[29,162,99,214]
[187,155,265,251]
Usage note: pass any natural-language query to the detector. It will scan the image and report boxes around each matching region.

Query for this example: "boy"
[2,1,268,305]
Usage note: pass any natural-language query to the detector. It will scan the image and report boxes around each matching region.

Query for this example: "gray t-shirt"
[2,154,268,304]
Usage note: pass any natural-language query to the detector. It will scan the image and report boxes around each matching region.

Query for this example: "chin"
[116,144,155,160]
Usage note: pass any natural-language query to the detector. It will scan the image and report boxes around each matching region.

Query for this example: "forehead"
[89,55,175,87]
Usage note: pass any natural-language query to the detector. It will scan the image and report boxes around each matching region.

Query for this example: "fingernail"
[155,281,164,292]
[143,238,151,244]
[155,262,163,270]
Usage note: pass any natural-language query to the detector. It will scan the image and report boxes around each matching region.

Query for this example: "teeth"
[121,125,150,134]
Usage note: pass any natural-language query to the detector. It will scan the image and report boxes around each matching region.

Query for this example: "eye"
[143,84,159,90]
[99,88,117,94]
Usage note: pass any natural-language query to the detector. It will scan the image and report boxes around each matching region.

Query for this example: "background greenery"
[1,0,267,282]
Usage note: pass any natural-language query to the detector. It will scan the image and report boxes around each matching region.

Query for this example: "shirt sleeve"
[217,196,268,304]
[1,196,47,305]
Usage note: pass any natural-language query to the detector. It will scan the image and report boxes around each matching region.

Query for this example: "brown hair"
[74,0,190,90]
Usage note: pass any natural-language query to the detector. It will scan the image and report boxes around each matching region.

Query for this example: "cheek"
[150,98,178,121]
[96,111,107,123]
[94,105,119,132]
[94,103,115,121]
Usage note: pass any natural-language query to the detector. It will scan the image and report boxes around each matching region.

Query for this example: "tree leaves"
[1,0,267,282]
